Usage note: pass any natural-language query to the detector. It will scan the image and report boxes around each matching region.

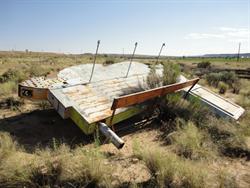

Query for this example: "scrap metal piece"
[178,75,245,120]
[98,122,124,149]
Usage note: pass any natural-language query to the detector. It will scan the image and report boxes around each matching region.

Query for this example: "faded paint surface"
[178,75,245,120]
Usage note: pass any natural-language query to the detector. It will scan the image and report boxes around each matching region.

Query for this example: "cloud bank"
[185,27,250,42]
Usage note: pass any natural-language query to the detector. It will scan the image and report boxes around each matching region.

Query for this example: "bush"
[162,62,180,85]
[0,69,26,83]
[206,73,221,87]
[218,81,228,94]
[0,97,23,110]
[220,71,238,87]
[0,81,17,96]
[146,65,162,89]
[206,71,238,88]
[168,121,218,159]
[104,59,115,65]
[29,65,51,77]
[197,61,211,69]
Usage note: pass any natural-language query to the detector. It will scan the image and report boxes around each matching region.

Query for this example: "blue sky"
[1,0,249,56]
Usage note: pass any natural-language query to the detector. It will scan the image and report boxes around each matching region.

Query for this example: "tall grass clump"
[0,134,114,187]
[133,142,207,188]
[0,81,17,95]
[168,121,218,159]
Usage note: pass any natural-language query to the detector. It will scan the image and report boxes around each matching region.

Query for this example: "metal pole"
[156,43,165,64]
[89,40,100,83]
[125,42,138,78]
[237,42,241,62]
[98,122,125,149]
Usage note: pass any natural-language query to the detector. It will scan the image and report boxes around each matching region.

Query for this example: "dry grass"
[168,121,218,160]
[0,133,113,187]
[0,81,17,96]
[132,142,238,188]
[0,52,249,187]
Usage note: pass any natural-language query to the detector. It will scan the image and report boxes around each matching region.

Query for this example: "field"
[0,51,250,187]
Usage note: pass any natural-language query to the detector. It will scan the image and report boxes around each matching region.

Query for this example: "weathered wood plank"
[111,78,199,110]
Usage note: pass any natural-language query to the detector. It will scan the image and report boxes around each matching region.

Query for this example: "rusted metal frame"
[183,78,199,99]
[111,78,199,110]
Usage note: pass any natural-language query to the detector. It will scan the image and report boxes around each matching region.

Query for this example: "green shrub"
[0,81,17,96]
[220,71,238,87]
[197,61,211,68]
[0,69,26,83]
[218,81,228,94]
[206,72,221,87]
[104,59,115,65]
[162,62,180,85]
[29,65,51,77]
[146,65,162,89]
[206,71,238,88]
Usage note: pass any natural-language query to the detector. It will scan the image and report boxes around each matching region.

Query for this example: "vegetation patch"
[0,133,113,187]
[197,61,211,69]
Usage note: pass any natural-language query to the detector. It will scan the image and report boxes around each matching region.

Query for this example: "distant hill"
[203,53,250,58]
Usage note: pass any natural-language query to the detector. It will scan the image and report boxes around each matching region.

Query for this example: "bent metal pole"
[125,42,138,78]
[156,43,166,64]
[89,40,100,83]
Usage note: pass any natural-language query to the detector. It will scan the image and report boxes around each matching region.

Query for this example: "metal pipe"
[156,43,165,64]
[89,40,100,83]
[237,42,241,62]
[98,122,124,149]
[125,42,138,78]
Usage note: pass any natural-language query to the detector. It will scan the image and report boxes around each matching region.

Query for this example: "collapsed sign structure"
[18,61,244,149]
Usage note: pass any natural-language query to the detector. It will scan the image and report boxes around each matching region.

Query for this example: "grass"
[132,142,238,188]
[168,121,218,160]
[0,132,113,187]
[133,142,207,188]
[0,81,17,96]
[0,51,250,187]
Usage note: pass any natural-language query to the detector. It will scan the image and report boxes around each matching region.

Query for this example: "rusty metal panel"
[111,78,199,110]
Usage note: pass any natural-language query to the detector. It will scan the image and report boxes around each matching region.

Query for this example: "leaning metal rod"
[155,43,165,64]
[89,40,100,83]
[125,42,138,78]
[237,42,241,62]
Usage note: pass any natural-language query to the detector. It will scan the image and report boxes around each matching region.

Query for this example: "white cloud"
[185,27,250,42]
[186,33,225,39]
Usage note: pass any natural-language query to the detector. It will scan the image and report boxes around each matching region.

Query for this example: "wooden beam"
[111,78,199,110]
